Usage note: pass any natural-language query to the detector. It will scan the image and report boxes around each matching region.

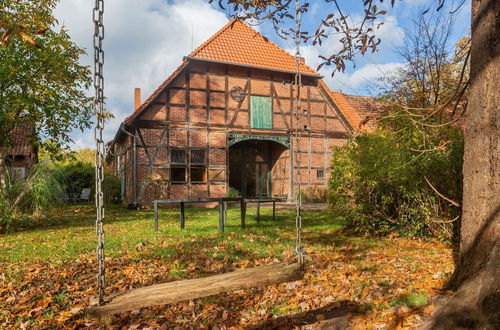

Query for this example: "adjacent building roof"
[342,94,385,129]
[8,125,35,156]
[320,82,368,132]
[186,19,319,77]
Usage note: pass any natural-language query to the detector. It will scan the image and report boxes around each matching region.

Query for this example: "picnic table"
[153,197,286,233]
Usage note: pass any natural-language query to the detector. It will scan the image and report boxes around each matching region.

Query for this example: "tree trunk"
[426,0,500,328]
[0,148,9,191]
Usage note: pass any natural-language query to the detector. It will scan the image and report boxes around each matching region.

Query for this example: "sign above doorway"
[228,132,291,149]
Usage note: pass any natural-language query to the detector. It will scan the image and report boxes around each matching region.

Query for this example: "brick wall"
[116,61,350,204]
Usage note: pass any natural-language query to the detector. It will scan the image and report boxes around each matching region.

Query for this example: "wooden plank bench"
[87,262,303,318]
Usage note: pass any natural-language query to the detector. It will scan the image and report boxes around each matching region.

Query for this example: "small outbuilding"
[5,125,38,181]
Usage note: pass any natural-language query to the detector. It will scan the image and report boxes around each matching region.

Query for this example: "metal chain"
[294,0,305,267]
[93,0,106,306]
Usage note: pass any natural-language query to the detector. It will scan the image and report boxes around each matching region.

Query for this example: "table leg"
[273,201,276,221]
[154,201,159,232]
[256,201,260,224]
[240,200,246,229]
[218,201,224,233]
[224,202,228,225]
[180,202,185,229]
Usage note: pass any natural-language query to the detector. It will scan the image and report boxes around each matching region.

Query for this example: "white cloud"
[325,62,404,94]
[55,0,228,148]
[286,15,405,95]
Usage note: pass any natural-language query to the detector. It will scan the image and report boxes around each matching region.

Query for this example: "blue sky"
[54,0,470,149]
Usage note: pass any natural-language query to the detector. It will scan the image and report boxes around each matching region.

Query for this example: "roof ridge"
[239,20,318,75]
[189,18,238,57]
[189,18,318,75]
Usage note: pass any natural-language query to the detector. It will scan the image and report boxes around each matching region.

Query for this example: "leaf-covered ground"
[0,204,454,329]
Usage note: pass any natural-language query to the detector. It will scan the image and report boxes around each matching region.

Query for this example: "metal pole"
[120,125,137,206]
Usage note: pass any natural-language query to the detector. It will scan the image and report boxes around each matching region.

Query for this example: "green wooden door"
[251,96,273,129]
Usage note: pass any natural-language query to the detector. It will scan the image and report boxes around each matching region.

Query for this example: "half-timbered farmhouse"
[108,19,367,205]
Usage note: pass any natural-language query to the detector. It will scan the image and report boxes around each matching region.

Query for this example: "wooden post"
[240,199,246,229]
[180,202,185,229]
[220,201,224,232]
[154,201,159,232]
[272,201,276,221]
[256,201,260,224]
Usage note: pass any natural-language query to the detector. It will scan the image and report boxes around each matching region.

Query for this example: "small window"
[190,167,207,183]
[317,169,325,179]
[171,167,186,182]
[171,149,186,164]
[190,150,206,165]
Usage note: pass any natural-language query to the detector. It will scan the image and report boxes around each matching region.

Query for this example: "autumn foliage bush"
[0,162,66,233]
[328,109,463,239]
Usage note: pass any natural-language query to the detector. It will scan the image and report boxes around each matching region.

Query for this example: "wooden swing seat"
[87,262,303,318]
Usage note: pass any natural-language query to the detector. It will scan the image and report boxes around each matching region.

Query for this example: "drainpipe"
[120,124,138,208]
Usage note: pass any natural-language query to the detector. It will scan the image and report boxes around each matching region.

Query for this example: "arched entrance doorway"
[229,139,288,198]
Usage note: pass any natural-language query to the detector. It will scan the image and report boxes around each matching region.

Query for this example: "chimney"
[300,57,305,64]
[134,88,141,110]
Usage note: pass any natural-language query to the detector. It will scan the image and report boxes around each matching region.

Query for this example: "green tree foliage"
[328,116,463,239]
[50,149,121,204]
[328,12,467,240]
[0,0,93,187]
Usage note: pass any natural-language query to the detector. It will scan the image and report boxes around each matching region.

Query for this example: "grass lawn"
[0,204,454,329]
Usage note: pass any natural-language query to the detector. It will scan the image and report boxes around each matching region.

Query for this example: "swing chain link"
[93,0,106,306]
[294,0,305,268]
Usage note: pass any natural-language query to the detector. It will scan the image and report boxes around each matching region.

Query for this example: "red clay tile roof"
[319,80,367,132]
[342,94,385,130]
[8,125,34,156]
[123,19,370,137]
[125,19,321,126]
[187,19,319,76]
[125,61,188,124]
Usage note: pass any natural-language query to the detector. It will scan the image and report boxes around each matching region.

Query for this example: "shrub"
[225,187,241,198]
[0,162,66,233]
[103,174,121,204]
[4,162,65,214]
[53,161,94,196]
[52,160,121,204]
[328,112,463,239]
[300,186,328,203]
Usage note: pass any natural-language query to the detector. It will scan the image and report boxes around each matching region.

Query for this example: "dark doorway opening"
[229,140,287,198]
